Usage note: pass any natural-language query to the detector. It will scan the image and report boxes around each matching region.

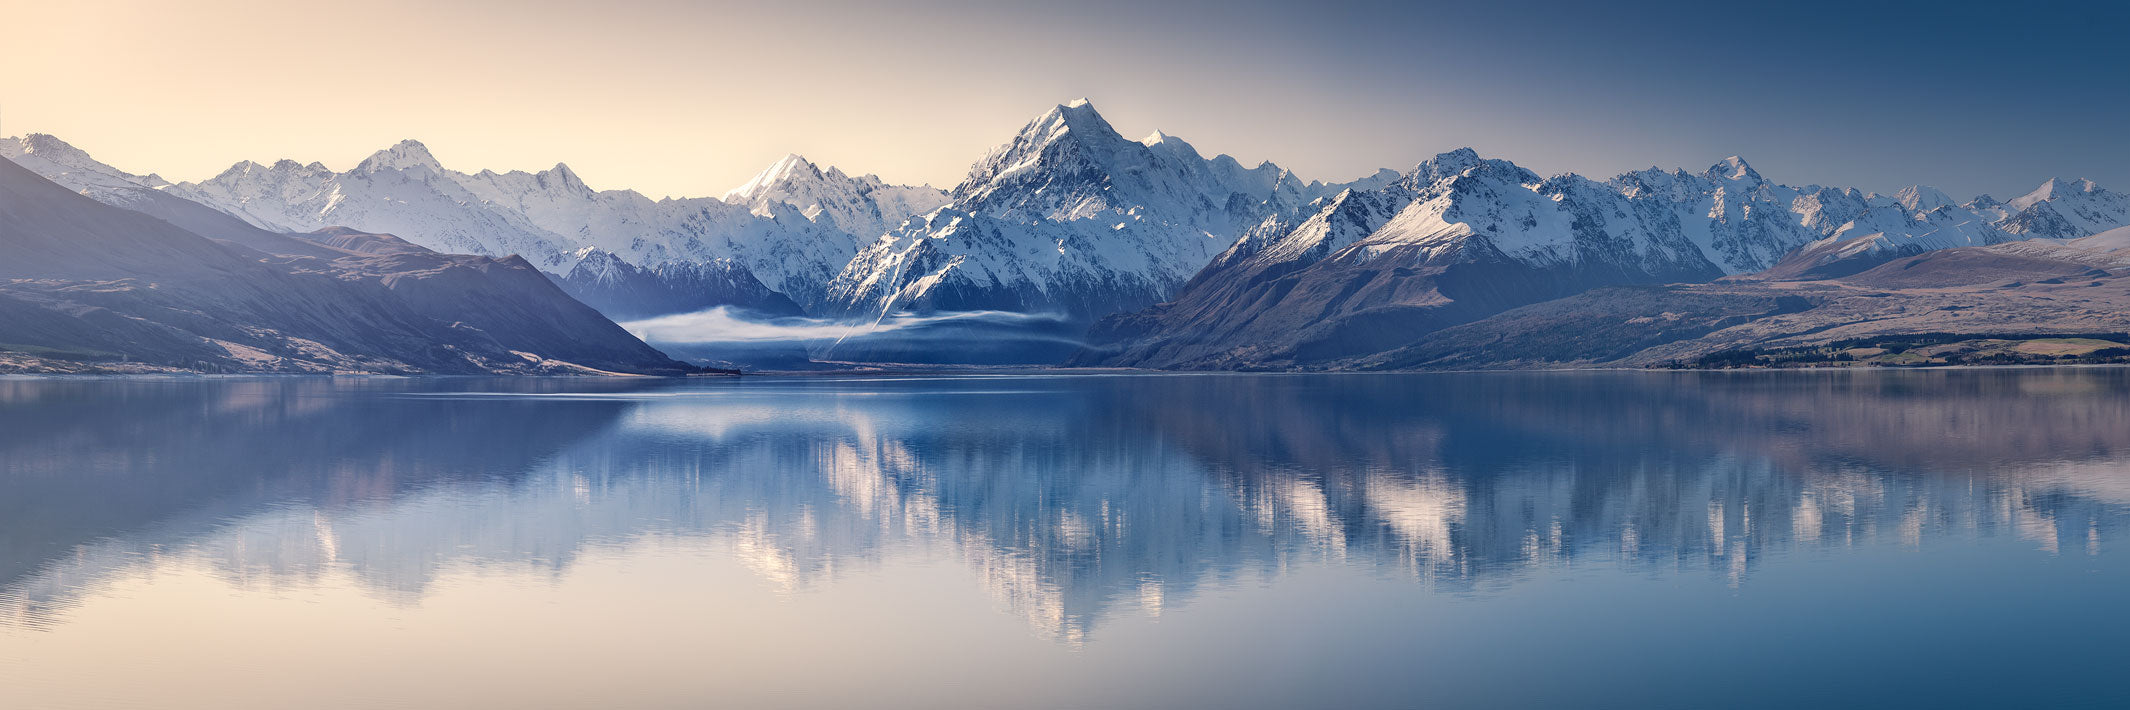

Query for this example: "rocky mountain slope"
[0,150,689,375]
[1080,147,2130,370]
[164,140,941,316]
[553,246,802,322]
[819,100,1394,322]
[12,100,2127,372]
[1341,230,2130,371]
[722,153,947,242]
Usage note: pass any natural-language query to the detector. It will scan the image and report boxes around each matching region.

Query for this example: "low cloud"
[622,307,1070,346]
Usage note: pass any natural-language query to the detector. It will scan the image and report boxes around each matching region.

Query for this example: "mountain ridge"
[1080,146,2130,370]
[0,146,690,375]
[819,100,1388,324]
[9,100,2128,371]
[159,137,944,318]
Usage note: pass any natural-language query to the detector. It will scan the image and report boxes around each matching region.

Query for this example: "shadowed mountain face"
[161,139,940,318]
[1075,152,1729,369]
[818,101,1382,324]
[1350,236,2130,370]
[1077,150,2130,371]
[5,372,2126,642]
[0,158,689,374]
[11,117,2130,370]
[552,246,804,322]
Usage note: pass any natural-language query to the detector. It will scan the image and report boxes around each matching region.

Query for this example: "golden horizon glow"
[5,0,2121,200]
[0,1,1409,199]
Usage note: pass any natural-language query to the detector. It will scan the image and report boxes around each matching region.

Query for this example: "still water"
[1,370,2126,709]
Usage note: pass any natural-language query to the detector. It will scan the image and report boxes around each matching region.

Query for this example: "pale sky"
[4,0,2126,200]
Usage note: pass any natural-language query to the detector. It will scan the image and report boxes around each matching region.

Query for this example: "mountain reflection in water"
[4,371,2124,645]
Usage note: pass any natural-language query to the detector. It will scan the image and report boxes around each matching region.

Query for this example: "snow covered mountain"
[166,141,941,315]
[12,103,2126,370]
[1615,159,2020,279]
[819,99,1388,321]
[1082,149,2130,369]
[721,153,946,241]
[0,141,688,375]
[1997,178,2130,238]
[169,142,583,268]
[1,134,355,258]
[0,134,174,206]
[554,246,802,321]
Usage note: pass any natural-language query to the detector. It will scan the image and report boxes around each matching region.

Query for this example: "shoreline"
[9,361,2130,380]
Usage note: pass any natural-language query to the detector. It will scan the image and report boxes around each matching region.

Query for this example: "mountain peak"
[1140,129,1205,161]
[545,162,589,191]
[1708,155,1761,182]
[1894,185,1955,212]
[356,139,442,172]
[212,160,272,180]
[723,153,825,203]
[2011,177,2103,211]
[1031,98,1118,141]
[954,100,1132,197]
[1407,148,1484,184]
[1438,147,1482,163]
[564,245,633,282]
[769,152,819,174]
[16,133,91,162]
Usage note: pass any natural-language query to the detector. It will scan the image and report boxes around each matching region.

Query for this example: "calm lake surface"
[2,370,2127,709]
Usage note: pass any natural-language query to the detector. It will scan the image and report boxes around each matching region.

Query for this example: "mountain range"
[6,99,2128,372]
[819,100,1394,323]
[1076,148,2130,369]
[163,140,933,316]
[0,137,690,374]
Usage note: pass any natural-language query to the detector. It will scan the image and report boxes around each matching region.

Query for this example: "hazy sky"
[5,0,2125,200]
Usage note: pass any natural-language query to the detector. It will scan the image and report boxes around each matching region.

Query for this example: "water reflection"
[2,371,2128,641]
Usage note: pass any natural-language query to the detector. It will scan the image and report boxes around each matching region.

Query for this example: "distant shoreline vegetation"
[1671,333,2130,370]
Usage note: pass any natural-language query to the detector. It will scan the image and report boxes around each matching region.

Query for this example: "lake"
[2,370,2126,709]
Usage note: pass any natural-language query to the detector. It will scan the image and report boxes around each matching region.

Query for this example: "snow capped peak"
[1403,148,1490,186]
[824,99,1394,321]
[3,133,176,201]
[2011,177,2103,210]
[1141,129,1206,161]
[1893,185,1955,212]
[544,162,589,192]
[1998,177,2126,237]
[564,245,633,283]
[723,153,824,203]
[768,152,818,174]
[1430,147,1483,170]
[16,133,91,162]
[1029,98,1119,142]
[714,150,947,246]
[570,244,623,265]
[218,160,280,180]
[356,139,442,173]
[1707,155,1761,182]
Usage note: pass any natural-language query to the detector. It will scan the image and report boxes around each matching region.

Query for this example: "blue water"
[1,370,2126,708]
